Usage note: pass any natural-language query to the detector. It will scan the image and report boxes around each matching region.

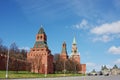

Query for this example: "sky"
[0,0,120,72]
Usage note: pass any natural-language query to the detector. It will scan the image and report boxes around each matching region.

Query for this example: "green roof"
[34,41,47,48]
[38,27,45,34]
[73,37,77,44]
[61,42,67,54]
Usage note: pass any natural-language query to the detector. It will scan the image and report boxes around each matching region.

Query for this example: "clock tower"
[70,37,80,63]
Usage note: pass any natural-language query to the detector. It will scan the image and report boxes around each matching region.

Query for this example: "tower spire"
[60,41,68,60]
[38,26,45,34]
[73,37,77,44]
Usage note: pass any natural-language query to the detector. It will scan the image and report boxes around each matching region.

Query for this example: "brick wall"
[0,54,30,71]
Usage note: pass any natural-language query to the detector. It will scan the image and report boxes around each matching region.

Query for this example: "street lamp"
[64,60,66,76]
[45,64,47,77]
[45,54,48,77]
[75,64,76,75]
[6,48,9,78]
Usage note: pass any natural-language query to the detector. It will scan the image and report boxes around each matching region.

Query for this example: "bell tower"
[36,27,47,42]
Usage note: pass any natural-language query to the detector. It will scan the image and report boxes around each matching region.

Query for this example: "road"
[4,75,120,80]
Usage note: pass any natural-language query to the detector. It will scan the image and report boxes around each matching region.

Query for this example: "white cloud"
[19,47,30,51]
[91,21,120,42]
[91,21,120,35]
[73,19,88,29]
[86,62,96,67]
[114,59,120,64]
[108,46,120,54]
[93,35,112,42]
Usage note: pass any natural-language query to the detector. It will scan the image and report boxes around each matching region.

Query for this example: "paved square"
[11,75,120,80]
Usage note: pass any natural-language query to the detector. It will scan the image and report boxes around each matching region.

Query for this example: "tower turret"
[60,41,68,60]
[34,27,48,48]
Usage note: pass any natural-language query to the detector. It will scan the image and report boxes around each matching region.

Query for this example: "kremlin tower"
[70,37,80,63]
[27,27,54,74]
[60,42,68,60]
[70,37,86,74]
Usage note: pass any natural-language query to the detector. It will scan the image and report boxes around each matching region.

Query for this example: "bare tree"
[54,53,60,61]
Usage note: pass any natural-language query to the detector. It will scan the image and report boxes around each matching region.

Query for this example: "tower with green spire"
[70,37,80,63]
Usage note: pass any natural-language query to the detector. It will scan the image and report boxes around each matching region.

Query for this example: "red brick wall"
[80,64,86,74]
[0,54,30,71]
[0,54,6,70]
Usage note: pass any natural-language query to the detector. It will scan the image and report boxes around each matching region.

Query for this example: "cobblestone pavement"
[4,75,120,80]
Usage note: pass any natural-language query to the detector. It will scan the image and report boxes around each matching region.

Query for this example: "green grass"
[0,71,85,79]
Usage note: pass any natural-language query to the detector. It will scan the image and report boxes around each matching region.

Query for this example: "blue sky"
[0,0,120,72]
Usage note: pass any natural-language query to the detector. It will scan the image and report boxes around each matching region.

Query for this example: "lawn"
[0,71,85,79]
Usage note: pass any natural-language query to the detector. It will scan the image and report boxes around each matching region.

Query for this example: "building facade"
[27,27,54,74]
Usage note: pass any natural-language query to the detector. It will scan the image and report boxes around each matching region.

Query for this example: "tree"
[65,59,75,72]
[92,69,96,73]
[54,59,64,72]
[20,49,27,60]
[9,42,28,72]
[54,56,80,73]
[14,59,19,73]
[9,42,19,58]
[113,65,118,69]
[54,53,60,61]
[101,65,108,70]
[0,39,7,55]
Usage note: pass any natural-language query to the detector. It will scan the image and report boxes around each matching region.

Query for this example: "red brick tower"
[27,27,54,74]
[60,42,68,60]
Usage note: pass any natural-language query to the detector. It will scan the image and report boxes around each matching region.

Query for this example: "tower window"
[37,36,39,40]
[40,36,42,39]
[41,49,44,51]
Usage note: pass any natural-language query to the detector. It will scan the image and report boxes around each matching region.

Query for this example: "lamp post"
[64,60,66,76]
[6,48,9,78]
[75,64,76,75]
[45,55,47,77]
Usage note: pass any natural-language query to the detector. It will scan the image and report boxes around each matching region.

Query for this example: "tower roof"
[62,42,67,53]
[38,26,45,34]
[34,41,48,48]
[73,37,77,44]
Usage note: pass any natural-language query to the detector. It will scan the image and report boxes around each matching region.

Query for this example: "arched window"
[40,36,42,39]
[37,36,39,40]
